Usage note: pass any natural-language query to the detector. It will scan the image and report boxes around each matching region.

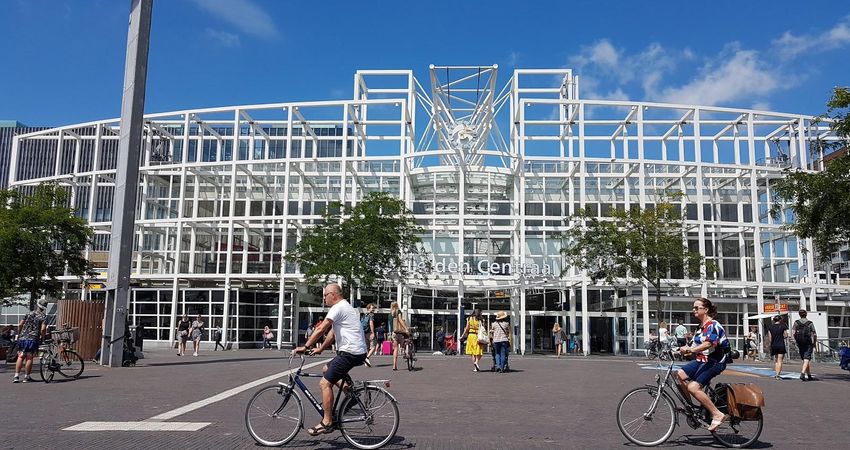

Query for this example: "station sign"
[763,303,788,313]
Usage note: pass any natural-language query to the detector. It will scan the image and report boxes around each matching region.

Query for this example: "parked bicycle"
[616,357,763,448]
[38,337,84,383]
[245,353,400,449]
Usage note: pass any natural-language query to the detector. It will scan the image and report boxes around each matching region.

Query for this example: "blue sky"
[1,0,849,126]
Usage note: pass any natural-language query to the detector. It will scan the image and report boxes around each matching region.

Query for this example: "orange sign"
[763,303,788,313]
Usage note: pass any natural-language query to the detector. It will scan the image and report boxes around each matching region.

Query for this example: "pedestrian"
[767,315,789,379]
[314,316,325,350]
[262,325,274,350]
[435,326,445,353]
[552,322,565,358]
[792,309,817,381]
[376,322,386,355]
[659,321,670,349]
[12,299,48,383]
[389,302,410,371]
[745,325,759,361]
[305,324,314,345]
[461,308,485,371]
[490,311,511,372]
[134,322,146,352]
[291,283,368,437]
[361,303,376,367]
[213,326,225,351]
[191,314,205,356]
[674,320,687,347]
[176,314,191,356]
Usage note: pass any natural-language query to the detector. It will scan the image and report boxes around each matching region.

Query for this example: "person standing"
[292,283,367,437]
[191,314,205,357]
[490,311,511,372]
[12,299,48,383]
[552,322,565,358]
[674,320,688,347]
[461,308,484,371]
[213,326,225,351]
[134,322,146,352]
[362,303,376,367]
[376,322,386,355]
[389,302,409,371]
[262,325,275,350]
[435,326,445,353]
[792,309,817,381]
[176,314,191,356]
[745,325,759,361]
[305,324,314,346]
[767,315,789,379]
[659,321,670,349]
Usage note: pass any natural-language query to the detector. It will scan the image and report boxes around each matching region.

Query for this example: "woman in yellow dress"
[462,308,485,371]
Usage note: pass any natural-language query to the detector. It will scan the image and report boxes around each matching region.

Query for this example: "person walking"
[674,320,687,347]
[461,308,485,371]
[176,314,191,356]
[552,322,565,358]
[745,325,759,361]
[659,321,670,350]
[792,309,817,381]
[12,299,48,383]
[389,302,409,371]
[376,322,386,355]
[362,303,376,367]
[305,324,314,346]
[191,314,205,356]
[213,326,225,351]
[490,311,511,372]
[435,326,445,353]
[292,283,368,437]
[767,315,789,379]
[135,322,146,352]
[262,325,274,350]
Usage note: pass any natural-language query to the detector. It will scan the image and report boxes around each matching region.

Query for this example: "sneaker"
[193,352,198,357]
[23,376,33,383]
[800,374,808,382]
[12,376,19,383]
[364,358,372,368]
[774,375,782,380]
[807,374,817,381]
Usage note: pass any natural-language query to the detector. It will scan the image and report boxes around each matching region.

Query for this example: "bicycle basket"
[51,327,80,343]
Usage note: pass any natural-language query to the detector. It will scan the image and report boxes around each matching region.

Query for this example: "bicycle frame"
[643,360,706,425]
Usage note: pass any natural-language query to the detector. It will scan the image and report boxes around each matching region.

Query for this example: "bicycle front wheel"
[57,350,84,378]
[245,385,303,447]
[338,385,400,450]
[39,355,55,383]
[617,386,677,447]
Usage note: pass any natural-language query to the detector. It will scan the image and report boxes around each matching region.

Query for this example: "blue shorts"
[17,338,40,355]
[680,359,726,387]
[324,351,366,384]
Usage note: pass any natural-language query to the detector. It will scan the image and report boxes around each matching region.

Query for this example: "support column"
[520,282,527,355]
[568,286,576,336]
[642,284,650,346]
[581,281,589,356]
[222,282,231,347]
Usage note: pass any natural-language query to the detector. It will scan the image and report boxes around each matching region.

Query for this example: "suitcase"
[382,340,393,355]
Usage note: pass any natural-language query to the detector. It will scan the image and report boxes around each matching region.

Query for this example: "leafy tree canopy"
[286,192,424,293]
[0,184,94,309]
[560,198,710,320]
[771,86,850,259]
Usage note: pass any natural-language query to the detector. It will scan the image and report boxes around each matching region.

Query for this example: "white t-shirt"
[659,327,669,343]
[325,300,367,355]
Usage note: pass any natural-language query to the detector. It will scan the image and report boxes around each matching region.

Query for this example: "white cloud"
[202,28,241,47]
[506,51,520,68]
[772,16,850,60]
[191,0,278,39]
[751,101,772,111]
[658,44,781,106]
[569,40,679,100]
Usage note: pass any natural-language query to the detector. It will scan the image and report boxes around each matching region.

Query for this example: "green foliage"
[771,86,850,259]
[286,192,424,291]
[560,198,710,319]
[0,184,94,308]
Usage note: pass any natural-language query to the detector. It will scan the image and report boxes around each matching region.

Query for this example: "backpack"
[361,313,372,333]
[794,320,813,345]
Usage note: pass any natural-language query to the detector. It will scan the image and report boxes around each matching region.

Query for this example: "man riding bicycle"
[292,283,367,437]
[676,297,731,432]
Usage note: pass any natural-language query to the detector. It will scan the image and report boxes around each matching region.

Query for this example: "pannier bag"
[721,383,765,420]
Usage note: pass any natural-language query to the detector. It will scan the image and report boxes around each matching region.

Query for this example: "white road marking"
[146,358,329,421]
[63,357,330,432]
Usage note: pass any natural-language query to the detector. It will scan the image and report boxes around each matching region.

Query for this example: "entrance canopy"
[744,312,788,321]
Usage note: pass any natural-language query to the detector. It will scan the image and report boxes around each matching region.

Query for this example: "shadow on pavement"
[281,434,412,449]
[142,357,283,367]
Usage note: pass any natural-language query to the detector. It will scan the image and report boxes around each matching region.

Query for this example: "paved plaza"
[1,348,848,449]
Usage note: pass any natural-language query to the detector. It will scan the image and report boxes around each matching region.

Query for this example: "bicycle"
[616,356,763,448]
[402,328,418,371]
[38,338,85,383]
[245,353,400,449]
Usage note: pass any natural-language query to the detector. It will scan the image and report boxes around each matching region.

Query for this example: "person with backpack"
[792,309,817,381]
[361,303,376,367]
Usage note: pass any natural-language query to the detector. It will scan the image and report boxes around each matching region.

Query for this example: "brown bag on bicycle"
[726,383,765,420]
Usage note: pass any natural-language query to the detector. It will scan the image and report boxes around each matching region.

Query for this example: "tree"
[771,86,850,260]
[0,184,94,309]
[560,199,710,323]
[286,192,425,295]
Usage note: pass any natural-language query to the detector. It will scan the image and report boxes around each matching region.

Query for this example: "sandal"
[307,421,335,436]
[707,414,730,432]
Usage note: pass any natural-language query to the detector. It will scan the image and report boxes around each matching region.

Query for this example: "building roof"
[0,120,29,128]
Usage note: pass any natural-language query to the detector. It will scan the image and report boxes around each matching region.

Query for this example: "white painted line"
[146,358,330,421]
[63,421,211,432]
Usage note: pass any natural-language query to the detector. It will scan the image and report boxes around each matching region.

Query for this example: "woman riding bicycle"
[676,297,731,432]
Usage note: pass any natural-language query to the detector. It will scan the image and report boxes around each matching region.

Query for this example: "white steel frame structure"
[9,65,850,354]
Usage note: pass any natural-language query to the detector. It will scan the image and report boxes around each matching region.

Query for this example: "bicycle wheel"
[39,355,55,383]
[710,389,763,448]
[617,387,677,447]
[245,385,303,447]
[57,350,84,378]
[338,385,400,450]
